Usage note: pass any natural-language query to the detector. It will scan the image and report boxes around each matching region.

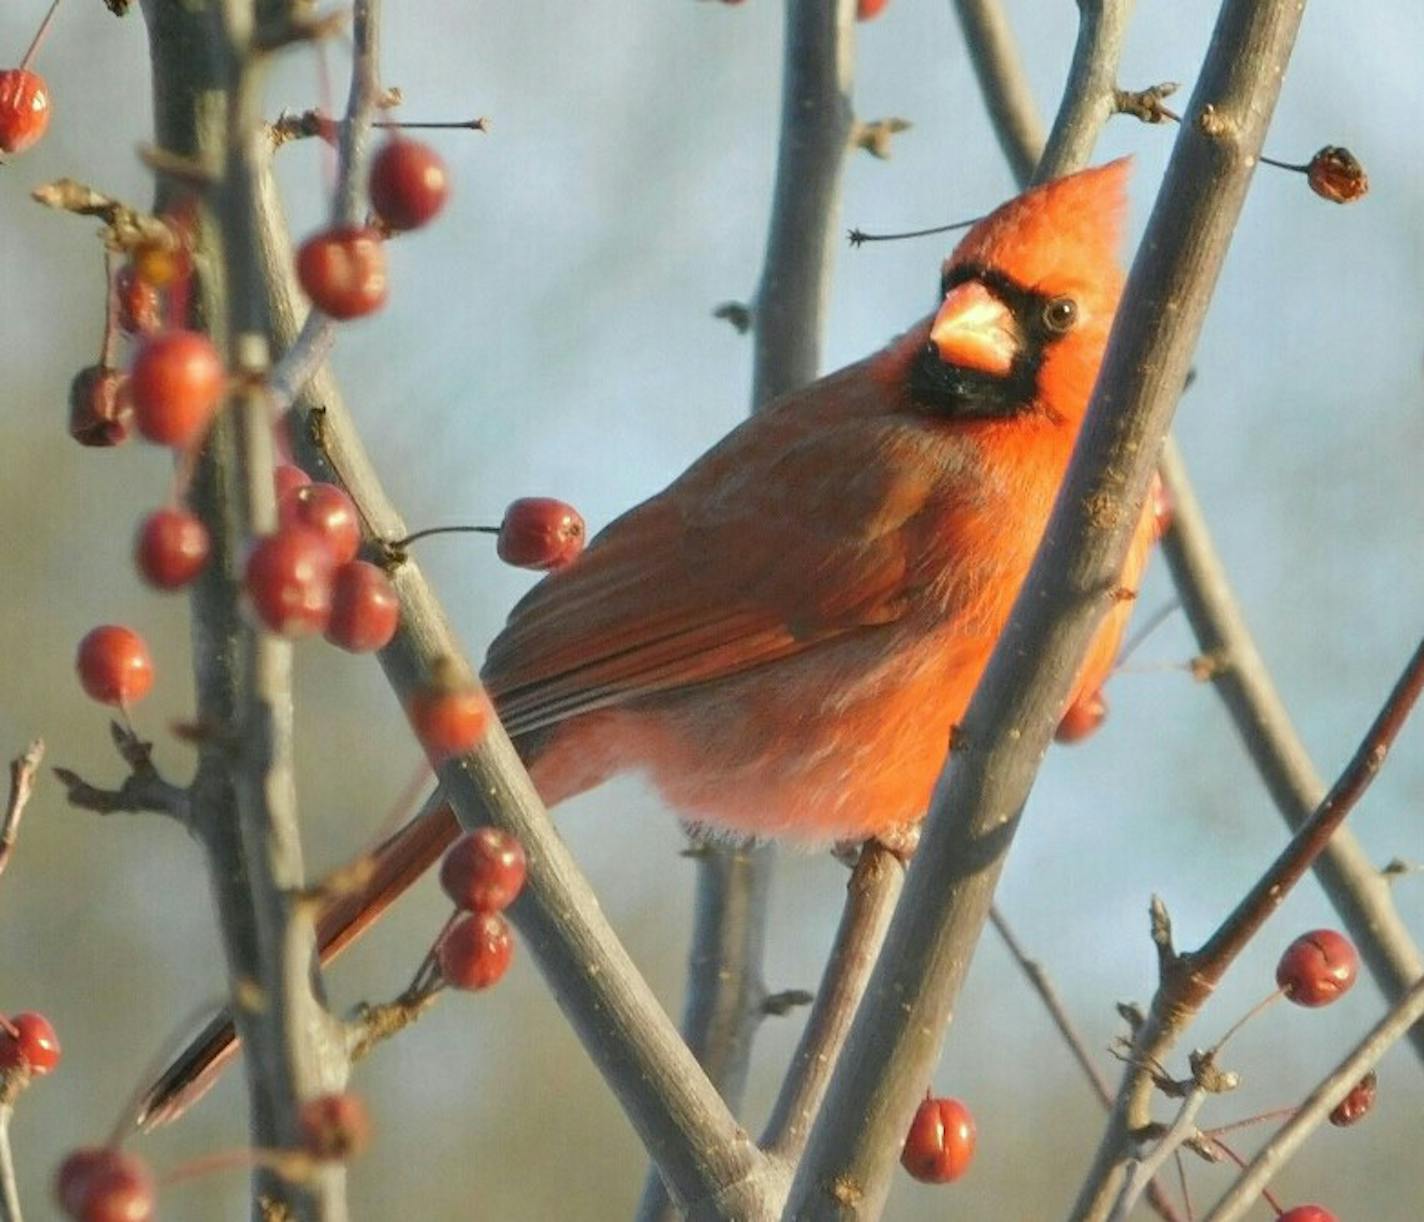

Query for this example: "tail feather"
[135,802,461,1130]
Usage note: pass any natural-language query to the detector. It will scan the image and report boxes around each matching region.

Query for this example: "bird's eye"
[1042,296,1078,333]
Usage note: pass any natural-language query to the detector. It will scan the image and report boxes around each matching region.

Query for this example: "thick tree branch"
[750,0,856,407]
[640,3,857,1217]
[1032,0,1134,183]
[141,1,353,1216]
[787,3,1308,1215]
[1203,975,1424,1221]
[956,0,1424,1067]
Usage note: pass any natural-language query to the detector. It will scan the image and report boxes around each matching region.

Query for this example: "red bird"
[142,159,1157,1124]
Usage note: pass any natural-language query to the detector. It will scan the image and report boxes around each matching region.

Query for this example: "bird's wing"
[484,406,945,737]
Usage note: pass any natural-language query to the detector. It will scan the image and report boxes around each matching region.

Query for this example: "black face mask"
[908,263,1078,422]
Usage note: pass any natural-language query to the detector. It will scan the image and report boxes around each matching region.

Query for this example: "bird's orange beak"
[929,282,1020,377]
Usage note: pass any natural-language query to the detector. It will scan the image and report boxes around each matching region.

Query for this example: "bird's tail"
[135,801,461,1130]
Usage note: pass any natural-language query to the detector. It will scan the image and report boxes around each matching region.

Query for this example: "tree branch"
[1032,0,1135,183]
[640,2,857,1217]
[141,1,354,1216]
[761,844,905,1164]
[949,0,1045,185]
[0,741,43,882]
[1202,975,1424,1221]
[787,2,1308,1214]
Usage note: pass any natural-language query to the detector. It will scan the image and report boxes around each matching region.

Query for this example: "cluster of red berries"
[433,828,527,991]
[296,137,449,319]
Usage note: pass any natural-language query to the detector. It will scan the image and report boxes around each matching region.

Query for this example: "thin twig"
[1203,975,1424,1221]
[761,844,905,1162]
[1076,633,1424,1219]
[788,1,1306,1213]
[950,0,1045,184]
[0,741,43,882]
[990,906,1114,1105]
[1109,1087,1208,1222]
[1159,440,1424,1059]
[990,906,1183,1222]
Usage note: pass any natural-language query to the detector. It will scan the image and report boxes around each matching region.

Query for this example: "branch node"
[851,117,912,160]
[712,301,753,334]
[761,989,814,1017]
[1113,82,1180,124]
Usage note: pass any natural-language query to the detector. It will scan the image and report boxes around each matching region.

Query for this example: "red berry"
[901,1096,976,1184]
[1055,690,1107,744]
[1306,146,1367,205]
[857,0,891,18]
[0,69,50,155]
[325,561,400,652]
[1277,929,1359,1007]
[114,266,162,335]
[129,330,225,447]
[243,526,336,637]
[296,226,388,319]
[134,508,210,590]
[1278,1208,1337,1222]
[408,685,490,759]
[497,498,586,570]
[437,910,513,990]
[68,366,132,448]
[274,463,311,502]
[369,138,451,231]
[440,828,527,913]
[1329,1070,1377,1127]
[76,626,154,707]
[280,481,361,565]
[298,1092,371,1162]
[0,1012,61,1076]
[55,1147,154,1222]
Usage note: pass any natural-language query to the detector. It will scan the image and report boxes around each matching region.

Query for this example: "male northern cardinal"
[141,159,1157,1125]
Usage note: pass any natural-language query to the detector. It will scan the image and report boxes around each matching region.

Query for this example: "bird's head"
[906,158,1129,428]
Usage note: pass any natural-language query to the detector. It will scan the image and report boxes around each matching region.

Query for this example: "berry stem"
[1204,1137,1284,1215]
[388,524,499,549]
[1257,154,1310,174]
[848,216,978,247]
[1200,1107,1298,1140]
[100,253,122,369]
[18,0,63,72]
[373,117,487,131]
[1208,987,1283,1057]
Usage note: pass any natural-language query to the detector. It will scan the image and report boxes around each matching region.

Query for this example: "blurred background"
[1,1,1422,1218]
